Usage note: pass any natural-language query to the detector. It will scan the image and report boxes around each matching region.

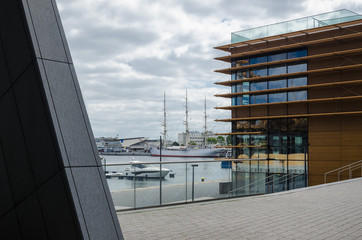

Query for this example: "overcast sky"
[56,0,362,141]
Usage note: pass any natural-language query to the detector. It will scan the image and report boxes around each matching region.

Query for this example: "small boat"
[124,161,171,178]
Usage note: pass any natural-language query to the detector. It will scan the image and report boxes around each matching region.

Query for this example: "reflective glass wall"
[231,118,308,193]
[230,48,308,106]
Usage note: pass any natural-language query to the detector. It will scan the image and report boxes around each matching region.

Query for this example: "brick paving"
[117,178,362,240]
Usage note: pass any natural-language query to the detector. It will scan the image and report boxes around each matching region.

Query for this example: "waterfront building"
[178,131,218,146]
[214,9,362,186]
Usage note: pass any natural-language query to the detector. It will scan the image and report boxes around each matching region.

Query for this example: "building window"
[269,79,287,89]
[250,94,267,104]
[250,68,267,78]
[268,52,287,62]
[288,90,307,101]
[250,81,267,91]
[288,63,307,73]
[288,76,307,87]
[287,49,307,59]
[268,65,287,76]
[269,92,287,103]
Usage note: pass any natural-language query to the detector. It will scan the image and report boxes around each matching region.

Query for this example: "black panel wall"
[0,0,123,239]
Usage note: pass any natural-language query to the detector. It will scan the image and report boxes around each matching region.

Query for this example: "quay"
[117,178,362,240]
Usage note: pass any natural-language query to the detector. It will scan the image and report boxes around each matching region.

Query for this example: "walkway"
[117,178,362,240]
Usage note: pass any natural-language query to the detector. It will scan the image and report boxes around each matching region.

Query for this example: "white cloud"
[56,0,361,140]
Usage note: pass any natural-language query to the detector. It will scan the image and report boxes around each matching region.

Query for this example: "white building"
[178,131,218,146]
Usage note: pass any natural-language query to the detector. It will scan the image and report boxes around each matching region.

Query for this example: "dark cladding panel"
[25,0,68,62]
[38,172,81,240]
[0,40,12,98]
[0,1,33,82]
[0,145,14,218]
[0,90,36,203]
[16,194,48,240]
[42,59,99,167]
[0,210,23,240]
[13,65,60,187]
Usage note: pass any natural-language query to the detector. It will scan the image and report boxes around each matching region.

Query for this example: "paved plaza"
[117,178,362,240]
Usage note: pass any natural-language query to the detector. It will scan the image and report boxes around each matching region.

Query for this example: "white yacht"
[124,161,171,178]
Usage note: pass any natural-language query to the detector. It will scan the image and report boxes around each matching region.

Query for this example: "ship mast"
[162,92,167,149]
[204,97,207,146]
[185,90,190,147]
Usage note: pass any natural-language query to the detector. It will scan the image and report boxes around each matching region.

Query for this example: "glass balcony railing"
[231,9,362,43]
[102,158,307,210]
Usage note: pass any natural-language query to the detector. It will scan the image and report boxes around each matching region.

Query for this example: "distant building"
[95,137,123,152]
[178,131,217,146]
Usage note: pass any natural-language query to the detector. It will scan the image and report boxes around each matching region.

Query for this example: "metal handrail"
[229,172,305,194]
[324,159,362,183]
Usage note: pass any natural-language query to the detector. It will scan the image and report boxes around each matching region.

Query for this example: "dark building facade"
[215,10,362,187]
[0,0,123,239]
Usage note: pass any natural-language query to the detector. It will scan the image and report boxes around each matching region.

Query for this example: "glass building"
[214,9,362,189]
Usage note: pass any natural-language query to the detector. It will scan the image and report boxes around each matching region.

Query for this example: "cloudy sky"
[56,0,361,141]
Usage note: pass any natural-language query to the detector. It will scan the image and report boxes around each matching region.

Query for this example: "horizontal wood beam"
[215,110,362,122]
[215,95,362,110]
[215,79,362,98]
[215,132,262,135]
[215,63,362,86]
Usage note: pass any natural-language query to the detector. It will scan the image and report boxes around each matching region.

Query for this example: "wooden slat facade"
[214,18,362,186]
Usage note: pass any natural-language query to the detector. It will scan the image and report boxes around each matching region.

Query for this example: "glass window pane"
[250,81,267,91]
[250,120,268,132]
[288,161,305,174]
[269,119,288,132]
[269,147,288,160]
[288,76,307,87]
[251,134,267,146]
[288,49,307,59]
[269,79,287,89]
[231,72,237,81]
[250,68,267,78]
[237,96,243,105]
[268,52,286,62]
[236,135,250,146]
[242,82,250,92]
[268,134,288,146]
[288,118,307,132]
[288,90,307,101]
[288,63,307,73]
[231,61,236,68]
[237,70,249,79]
[250,56,267,65]
[242,95,250,105]
[236,59,249,67]
[231,97,237,106]
[269,92,287,103]
[250,94,267,104]
[236,121,250,132]
[231,84,237,93]
[268,65,287,76]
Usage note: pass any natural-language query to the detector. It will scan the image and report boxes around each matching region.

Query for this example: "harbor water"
[102,155,232,209]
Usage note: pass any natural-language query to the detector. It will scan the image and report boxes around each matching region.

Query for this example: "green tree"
[207,138,217,144]
[189,141,197,145]
[217,136,225,145]
[226,135,232,145]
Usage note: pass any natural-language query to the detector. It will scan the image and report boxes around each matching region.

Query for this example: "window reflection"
[250,56,267,65]
[269,79,287,89]
[268,65,287,75]
[288,90,307,101]
[288,76,307,87]
[250,68,267,78]
[269,92,287,103]
[250,81,267,91]
[268,52,287,62]
[237,70,249,79]
[250,120,268,132]
[250,94,267,104]
[288,49,307,59]
[288,63,307,73]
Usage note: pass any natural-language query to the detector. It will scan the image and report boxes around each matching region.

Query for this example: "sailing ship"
[150,91,225,158]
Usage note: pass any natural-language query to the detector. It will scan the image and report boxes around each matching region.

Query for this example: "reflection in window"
[236,59,249,67]
[269,79,287,89]
[231,97,237,106]
[250,81,267,91]
[231,84,237,93]
[250,120,268,132]
[237,135,250,146]
[268,52,287,62]
[231,72,237,81]
[237,70,249,79]
[250,56,267,65]
[288,76,307,87]
[250,94,267,104]
[288,63,307,73]
[268,65,287,76]
[251,134,267,146]
[269,92,287,103]
[236,121,250,131]
[250,68,267,78]
[242,82,250,92]
[288,49,307,59]
[242,95,250,105]
[288,90,307,101]
[236,96,243,106]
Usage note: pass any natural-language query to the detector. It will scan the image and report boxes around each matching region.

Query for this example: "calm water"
[102,155,231,191]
